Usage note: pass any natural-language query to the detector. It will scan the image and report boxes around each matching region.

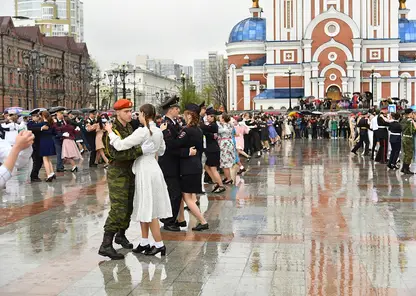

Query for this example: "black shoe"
[71,166,78,172]
[223,179,233,185]
[89,164,98,168]
[163,224,181,232]
[31,178,42,182]
[98,232,125,260]
[132,244,151,254]
[114,231,133,249]
[387,164,394,170]
[45,176,54,182]
[192,223,209,231]
[213,186,226,193]
[145,245,166,256]
[175,220,187,227]
[351,151,357,155]
[56,169,65,173]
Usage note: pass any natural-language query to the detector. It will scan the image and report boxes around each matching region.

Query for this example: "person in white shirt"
[1,112,19,145]
[0,130,34,188]
[370,112,379,159]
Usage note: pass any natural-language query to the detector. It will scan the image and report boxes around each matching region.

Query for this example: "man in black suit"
[27,108,46,182]
[85,110,98,167]
[158,96,183,232]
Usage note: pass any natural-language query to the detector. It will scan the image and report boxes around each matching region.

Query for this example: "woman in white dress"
[104,104,172,257]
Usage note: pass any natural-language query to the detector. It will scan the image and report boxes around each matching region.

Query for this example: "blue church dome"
[228,17,266,43]
[399,18,416,43]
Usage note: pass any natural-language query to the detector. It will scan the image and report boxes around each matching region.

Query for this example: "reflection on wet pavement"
[0,140,416,295]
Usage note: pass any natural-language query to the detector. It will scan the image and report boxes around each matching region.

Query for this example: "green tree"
[179,77,203,110]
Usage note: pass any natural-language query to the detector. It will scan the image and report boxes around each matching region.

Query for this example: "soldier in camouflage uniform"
[401,108,416,175]
[99,99,153,260]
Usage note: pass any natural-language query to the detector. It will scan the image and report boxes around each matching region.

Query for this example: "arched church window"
[284,0,293,29]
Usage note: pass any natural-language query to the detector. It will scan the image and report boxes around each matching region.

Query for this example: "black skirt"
[205,151,220,167]
[180,174,203,194]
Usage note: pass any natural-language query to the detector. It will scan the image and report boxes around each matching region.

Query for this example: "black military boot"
[98,232,125,260]
[401,164,407,173]
[404,164,415,175]
[114,230,133,249]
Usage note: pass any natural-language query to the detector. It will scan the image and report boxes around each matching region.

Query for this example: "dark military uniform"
[103,118,143,233]
[27,120,44,181]
[351,116,370,155]
[159,116,182,229]
[388,120,402,168]
[85,116,97,167]
[401,115,415,174]
[375,113,389,163]
[201,121,220,167]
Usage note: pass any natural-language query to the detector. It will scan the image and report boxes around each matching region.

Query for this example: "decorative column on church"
[346,62,355,94]
[311,78,318,98]
[341,78,349,93]
[353,62,361,92]
[228,64,237,109]
[243,73,251,110]
[303,40,313,63]
[352,39,362,62]
[318,78,325,98]
[303,64,312,96]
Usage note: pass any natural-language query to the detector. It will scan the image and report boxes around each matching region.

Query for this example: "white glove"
[141,139,155,154]
[75,126,80,131]
[62,132,70,138]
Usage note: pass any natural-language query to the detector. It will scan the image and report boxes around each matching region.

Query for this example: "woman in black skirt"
[201,108,225,193]
[161,103,208,231]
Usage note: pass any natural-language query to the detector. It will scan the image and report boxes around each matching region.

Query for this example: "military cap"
[88,109,97,113]
[362,111,368,115]
[29,108,46,116]
[199,101,206,109]
[185,103,200,114]
[160,95,180,110]
[48,106,66,114]
[114,99,133,110]
[206,107,221,116]
[404,108,413,114]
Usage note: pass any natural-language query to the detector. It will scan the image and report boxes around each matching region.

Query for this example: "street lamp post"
[107,70,119,103]
[17,67,30,110]
[133,68,136,108]
[181,72,186,90]
[285,66,294,110]
[92,71,102,110]
[119,63,130,99]
[23,50,45,109]
[371,66,375,108]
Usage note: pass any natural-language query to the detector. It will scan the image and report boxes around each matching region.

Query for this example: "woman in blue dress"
[267,116,279,144]
[39,111,56,182]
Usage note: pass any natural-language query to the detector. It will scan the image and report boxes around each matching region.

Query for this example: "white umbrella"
[312,111,323,115]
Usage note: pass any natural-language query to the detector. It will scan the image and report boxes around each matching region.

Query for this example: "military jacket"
[159,116,181,177]
[103,119,143,162]
[402,118,415,137]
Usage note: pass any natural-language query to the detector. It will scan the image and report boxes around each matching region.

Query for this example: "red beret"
[114,99,133,110]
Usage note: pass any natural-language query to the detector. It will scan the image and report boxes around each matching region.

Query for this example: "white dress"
[108,121,172,223]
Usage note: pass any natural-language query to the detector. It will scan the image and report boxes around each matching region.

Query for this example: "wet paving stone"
[0,139,415,295]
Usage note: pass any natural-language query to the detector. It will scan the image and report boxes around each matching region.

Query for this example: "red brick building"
[0,16,92,111]
[227,0,416,111]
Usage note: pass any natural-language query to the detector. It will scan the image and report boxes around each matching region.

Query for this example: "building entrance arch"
[326,85,342,102]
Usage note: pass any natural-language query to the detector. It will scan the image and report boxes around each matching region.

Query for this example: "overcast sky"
[2,0,416,69]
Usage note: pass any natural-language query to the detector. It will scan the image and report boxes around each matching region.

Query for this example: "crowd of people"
[0,96,415,260]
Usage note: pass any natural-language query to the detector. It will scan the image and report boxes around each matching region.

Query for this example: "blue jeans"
[332,130,337,138]
[54,138,64,170]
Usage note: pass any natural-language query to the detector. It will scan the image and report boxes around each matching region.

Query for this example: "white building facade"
[226,0,416,111]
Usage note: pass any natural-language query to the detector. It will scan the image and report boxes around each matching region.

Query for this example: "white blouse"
[109,121,166,156]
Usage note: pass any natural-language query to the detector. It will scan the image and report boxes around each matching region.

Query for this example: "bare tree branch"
[208,58,228,111]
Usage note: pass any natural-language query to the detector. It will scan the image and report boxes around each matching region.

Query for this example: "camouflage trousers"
[104,165,135,233]
[403,138,414,165]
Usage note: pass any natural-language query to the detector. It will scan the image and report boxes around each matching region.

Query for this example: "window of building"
[10,97,13,106]
[18,74,22,87]
[7,48,12,62]
[9,71,13,85]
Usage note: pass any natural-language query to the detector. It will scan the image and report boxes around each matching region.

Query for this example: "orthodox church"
[226,0,416,110]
